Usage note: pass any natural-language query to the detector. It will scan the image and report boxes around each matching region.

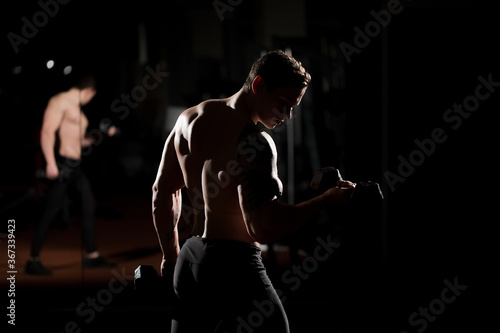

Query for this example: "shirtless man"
[26,75,114,275]
[152,50,355,332]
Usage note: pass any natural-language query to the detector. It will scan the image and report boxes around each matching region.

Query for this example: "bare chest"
[60,108,88,132]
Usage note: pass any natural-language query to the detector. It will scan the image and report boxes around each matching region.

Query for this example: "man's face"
[80,87,96,106]
[255,81,307,129]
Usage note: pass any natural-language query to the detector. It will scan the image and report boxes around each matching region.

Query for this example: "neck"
[230,87,258,124]
[68,87,82,106]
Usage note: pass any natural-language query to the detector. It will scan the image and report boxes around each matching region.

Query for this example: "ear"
[251,75,265,94]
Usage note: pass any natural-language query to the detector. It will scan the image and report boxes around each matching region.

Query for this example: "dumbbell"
[99,118,121,136]
[134,265,174,303]
[310,167,384,204]
[311,167,383,261]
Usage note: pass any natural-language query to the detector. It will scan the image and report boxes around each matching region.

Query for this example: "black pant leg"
[171,238,290,333]
[74,168,97,254]
[30,179,70,257]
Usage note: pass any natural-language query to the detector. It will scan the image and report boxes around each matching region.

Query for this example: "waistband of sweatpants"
[185,236,262,255]
[55,153,82,168]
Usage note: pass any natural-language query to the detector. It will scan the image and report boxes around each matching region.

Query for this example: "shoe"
[25,259,52,275]
[83,256,115,268]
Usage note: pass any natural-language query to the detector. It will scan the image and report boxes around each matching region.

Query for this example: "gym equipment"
[134,265,174,304]
[310,167,384,204]
[310,167,384,262]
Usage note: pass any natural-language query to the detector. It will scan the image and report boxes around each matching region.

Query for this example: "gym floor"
[2,191,486,333]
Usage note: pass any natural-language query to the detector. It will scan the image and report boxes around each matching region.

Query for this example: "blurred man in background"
[26,75,115,275]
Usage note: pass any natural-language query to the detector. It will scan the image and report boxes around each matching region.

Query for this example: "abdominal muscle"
[178,100,258,246]
[57,119,84,159]
[203,211,257,245]
[57,107,87,160]
[181,145,256,245]
[199,163,257,245]
[185,181,256,245]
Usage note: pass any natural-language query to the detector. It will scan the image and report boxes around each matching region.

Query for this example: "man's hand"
[45,163,59,180]
[107,125,118,137]
[323,180,356,206]
[161,256,178,275]
[160,257,176,297]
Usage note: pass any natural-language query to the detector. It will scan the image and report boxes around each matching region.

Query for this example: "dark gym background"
[1,0,497,332]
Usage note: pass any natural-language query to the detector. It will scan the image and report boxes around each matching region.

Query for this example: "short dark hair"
[75,74,96,90]
[244,50,311,91]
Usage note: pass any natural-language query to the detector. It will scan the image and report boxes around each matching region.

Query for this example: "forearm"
[152,189,181,264]
[81,136,94,148]
[40,130,57,166]
[247,192,328,244]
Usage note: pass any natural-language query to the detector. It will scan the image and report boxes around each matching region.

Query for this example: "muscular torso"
[174,100,267,245]
[56,93,88,159]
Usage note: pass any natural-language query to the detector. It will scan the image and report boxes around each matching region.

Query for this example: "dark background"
[1,0,497,332]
